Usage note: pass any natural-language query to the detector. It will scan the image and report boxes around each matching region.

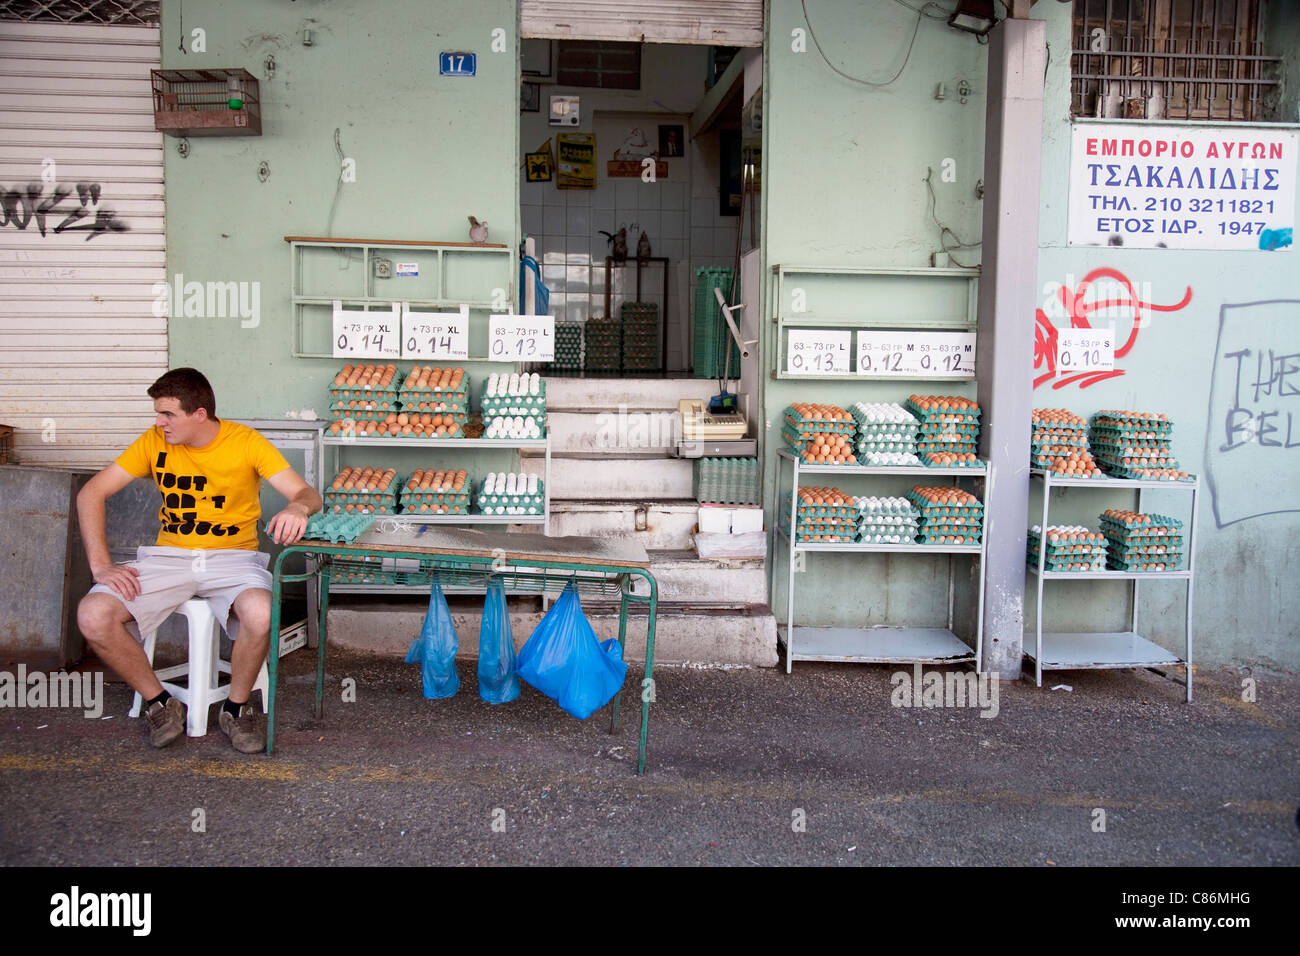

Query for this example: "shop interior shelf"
[1021,631,1184,670]
[777,625,976,664]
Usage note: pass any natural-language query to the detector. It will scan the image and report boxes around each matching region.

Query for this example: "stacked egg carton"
[552,321,584,372]
[326,364,400,438]
[1031,408,1103,477]
[481,372,546,440]
[399,468,470,515]
[854,496,921,544]
[584,316,622,374]
[1026,525,1107,571]
[330,554,385,584]
[906,395,982,468]
[694,457,761,506]
[303,512,375,544]
[907,486,984,545]
[1100,510,1185,571]
[850,402,920,466]
[780,487,857,543]
[397,366,469,439]
[476,472,545,516]
[621,302,660,373]
[782,404,858,465]
[1090,411,1190,481]
[325,467,397,514]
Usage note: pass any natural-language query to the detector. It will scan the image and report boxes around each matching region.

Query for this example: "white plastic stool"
[127,598,269,737]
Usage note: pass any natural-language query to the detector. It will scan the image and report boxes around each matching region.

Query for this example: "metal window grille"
[556,40,641,90]
[1071,0,1281,121]
[0,0,157,23]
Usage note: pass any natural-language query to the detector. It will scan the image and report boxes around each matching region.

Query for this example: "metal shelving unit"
[1025,469,1199,700]
[771,450,989,673]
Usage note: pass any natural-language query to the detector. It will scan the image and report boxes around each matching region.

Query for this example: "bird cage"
[150,68,262,136]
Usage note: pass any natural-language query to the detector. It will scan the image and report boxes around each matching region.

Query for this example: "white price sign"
[855,330,976,377]
[402,303,468,359]
[787,329,851,375]
[1055,327,1114,372]
[332,301,401,359]
[489,315,554,362]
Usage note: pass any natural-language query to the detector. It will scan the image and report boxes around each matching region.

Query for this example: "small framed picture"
[658,124,684,157]
[521,81,541,113]
[525,149,553,182]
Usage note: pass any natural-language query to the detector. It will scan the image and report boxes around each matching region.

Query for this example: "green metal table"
[266,526,659,773]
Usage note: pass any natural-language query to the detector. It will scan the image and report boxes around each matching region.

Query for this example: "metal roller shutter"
[0,20,165,468]
[521,0,763,46]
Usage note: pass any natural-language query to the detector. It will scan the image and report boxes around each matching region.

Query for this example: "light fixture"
[948,0,998,36]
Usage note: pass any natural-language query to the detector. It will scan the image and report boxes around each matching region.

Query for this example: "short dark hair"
[148,368,217,418]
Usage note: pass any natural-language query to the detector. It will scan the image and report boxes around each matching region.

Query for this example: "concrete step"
[545,499,698,549]
[638,549,767,605]
[543,376,717,412]
[546,409,680,454]
[522,453,692,500]
[325,599,778,667]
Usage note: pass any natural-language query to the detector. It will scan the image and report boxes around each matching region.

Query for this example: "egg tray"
[916,441,977,456]
[851,405,917,424]
[1028,555,1107,572]
[402,399,468,416]
[327,502,395,515]
[783,419,856,439]
[859,520,920,533]
[325,489,397,506]
[481,394,546,417]
[399,487,471,509]
[476,499,545,516]
[1107,544,1183,562]
[905,397,981,418]
[860,532,920,545]
[855,441,918,455]
[917,531,982,545]
[1106,557,1182,573]
[1100,512,1183,531]
[1032,435,1090,449]
[790,519,856,537]
[918,420,980,437]
[1090,420,1174,440]
[1027,530,1106,554]
[400,500,470,516]
[797,504,856,521]
[1098,465,1192,481]
[785,406,854,429]
[302,513,376,544]
[917,515,984,531]
[328,405,395,422]
[329,384,401,403]
[860,452,923,467]
[919,454,982,469]
[856,430,919,446]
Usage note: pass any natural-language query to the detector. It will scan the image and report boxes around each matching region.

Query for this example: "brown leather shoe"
[144,697,185,748]
[218,702,266,754]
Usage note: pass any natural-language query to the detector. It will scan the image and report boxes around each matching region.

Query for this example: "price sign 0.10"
[402,303,468,360]
[855,330,976,377]
[1056,328,1114,372]
[332,301,401,359]
[490,315,555,362]
[787,329,851,375]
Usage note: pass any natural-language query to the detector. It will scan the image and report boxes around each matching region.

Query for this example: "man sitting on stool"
[76,368,322,752]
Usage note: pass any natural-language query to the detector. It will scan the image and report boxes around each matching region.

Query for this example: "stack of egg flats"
[908,486,984,545]
[854,496,921,544]
[327,364,400,437]
[850,402,920,466]
[1026,525,1107,571]
[906,395,981,468]
[325,467,397,514]
[552,321,584,372]
[694,457,761,506]
[1090,410,1190,481]
[397,366,469,438]
[781,486,856,543]
[400,468,469,515]
[1100,510,1184,571]
[584,316,622,373]
[482,372,545,440]
[782,404,857,464]
[476,472,544,516]
[1031,408,1103,477]
[303,512,375,544]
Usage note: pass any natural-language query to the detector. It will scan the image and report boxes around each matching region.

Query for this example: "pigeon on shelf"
[600,227,628,263]
[468,216,489,243]
[636,230,652,262]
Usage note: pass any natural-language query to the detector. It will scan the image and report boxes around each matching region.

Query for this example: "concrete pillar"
[975,18,1046,678]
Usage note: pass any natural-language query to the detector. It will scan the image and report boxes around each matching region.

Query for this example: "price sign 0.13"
[856,330,976,377]
[1056,327,1114,372]
[490,315,555,362]
[332,301,401,359]
[402,303,468,360]
[787,329,851,375]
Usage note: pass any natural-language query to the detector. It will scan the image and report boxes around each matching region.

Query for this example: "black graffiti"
[0,181,129,241]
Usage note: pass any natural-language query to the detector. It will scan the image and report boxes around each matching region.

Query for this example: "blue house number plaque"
[439,52,476,77]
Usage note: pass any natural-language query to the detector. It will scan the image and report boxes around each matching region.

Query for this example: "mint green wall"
[160,0,519,419]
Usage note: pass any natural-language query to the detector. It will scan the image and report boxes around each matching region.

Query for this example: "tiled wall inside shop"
[521,177,739,373]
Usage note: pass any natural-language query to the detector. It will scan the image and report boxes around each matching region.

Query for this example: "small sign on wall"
[786,329,851,375]
[402,303,468,360]
[855,330,976,377]
[490,315,555,362]
[332,301,401,359]
[439,52,476,76]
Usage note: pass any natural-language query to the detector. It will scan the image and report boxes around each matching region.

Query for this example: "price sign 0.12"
[1056,328,1114,372]
[332,301,401,359]
[787,329,851,375]
[856,330,976,377]
[402,303,468,360]
[490,315,554,362]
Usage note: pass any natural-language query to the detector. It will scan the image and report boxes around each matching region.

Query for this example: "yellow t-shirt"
[115,420,291,551]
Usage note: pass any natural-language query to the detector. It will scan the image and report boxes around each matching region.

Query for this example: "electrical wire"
[801,0,940,88]
[924,167,981,269]
[325,128,361,268]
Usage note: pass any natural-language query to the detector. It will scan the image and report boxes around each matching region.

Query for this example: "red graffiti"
[1034,267,1193,390]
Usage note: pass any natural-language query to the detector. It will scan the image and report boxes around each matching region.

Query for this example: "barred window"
[0,0,157,23]
[556,41,641,91]
[1071,0,1281,122]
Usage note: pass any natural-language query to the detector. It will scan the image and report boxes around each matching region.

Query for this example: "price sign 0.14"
[787,329,851,375]
[855,331,976,377]
[1056,327,1114,372]
[402,303,468,360]
[490,315,554,362]
[332,301,401,359]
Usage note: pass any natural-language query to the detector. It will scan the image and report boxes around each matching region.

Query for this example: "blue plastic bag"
[516,579,627,720]
[477,578,520,704]
[404,575,459,698]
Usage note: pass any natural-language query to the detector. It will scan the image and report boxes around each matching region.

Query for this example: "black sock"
[146,690,171,709]
[223,697,246,718]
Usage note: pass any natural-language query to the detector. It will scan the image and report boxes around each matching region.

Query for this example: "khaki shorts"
[89,546,272,644]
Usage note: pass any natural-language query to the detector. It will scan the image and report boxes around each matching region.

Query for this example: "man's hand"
[93,563,142,601]
[267,503,310,545]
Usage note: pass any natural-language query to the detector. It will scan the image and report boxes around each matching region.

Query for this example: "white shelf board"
[1022,631,1183,669]
[778,527,982,554]
[778,625,976,664]
[1027,566,1190,580]
[778,450,987,476]
[1030,469,1198,490]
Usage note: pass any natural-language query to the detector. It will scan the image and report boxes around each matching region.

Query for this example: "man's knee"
[77,593,130,643]
[233,589,271,638]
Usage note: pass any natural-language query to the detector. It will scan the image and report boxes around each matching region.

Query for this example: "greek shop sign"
[1068,123,1297,251]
